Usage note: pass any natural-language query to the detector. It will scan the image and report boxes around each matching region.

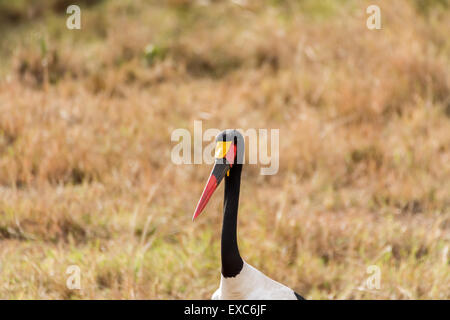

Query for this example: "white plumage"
[212,261,298,300]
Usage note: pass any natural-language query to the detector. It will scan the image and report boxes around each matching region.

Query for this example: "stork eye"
[215,141,232,159]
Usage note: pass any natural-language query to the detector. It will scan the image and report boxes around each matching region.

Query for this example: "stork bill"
[192,129,305,300]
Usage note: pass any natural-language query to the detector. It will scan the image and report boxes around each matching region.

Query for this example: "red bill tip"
[192,174,218,221]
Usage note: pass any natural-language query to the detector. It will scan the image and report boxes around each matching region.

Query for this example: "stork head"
[192,129,244,221]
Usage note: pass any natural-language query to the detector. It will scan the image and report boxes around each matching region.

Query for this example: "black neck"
[221,164,244,277]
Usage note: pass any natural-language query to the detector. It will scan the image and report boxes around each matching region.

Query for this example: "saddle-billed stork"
[192,129,304,300]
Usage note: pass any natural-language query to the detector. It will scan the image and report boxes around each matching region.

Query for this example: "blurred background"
[0,0,449,299]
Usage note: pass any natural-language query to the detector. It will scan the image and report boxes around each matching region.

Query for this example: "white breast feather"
[211,261,297,300]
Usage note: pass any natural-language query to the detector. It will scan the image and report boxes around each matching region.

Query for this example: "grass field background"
[0,0,449,299]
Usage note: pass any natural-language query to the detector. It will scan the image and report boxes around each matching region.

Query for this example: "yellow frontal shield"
[215,141,232,159]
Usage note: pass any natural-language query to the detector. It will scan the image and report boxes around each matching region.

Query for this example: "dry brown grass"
[0,0,449,299]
